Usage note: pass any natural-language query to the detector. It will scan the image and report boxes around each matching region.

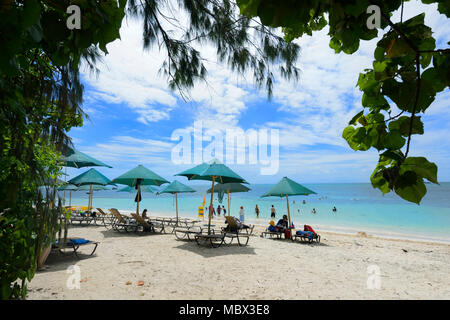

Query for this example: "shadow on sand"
[173,240,257,258]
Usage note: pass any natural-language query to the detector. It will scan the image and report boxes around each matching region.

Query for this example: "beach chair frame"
[131,214,165,233]
[69,214,94,226]
[194,233,225,248]
[221,216,252,246]
[52,239,99,259]
[291,232,321,244]
[109,208,139,233]
[174,225,206,240]
[260,229,284,239]
[96,208,114,229]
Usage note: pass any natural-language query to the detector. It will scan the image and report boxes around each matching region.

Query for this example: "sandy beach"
[26,214,450,300]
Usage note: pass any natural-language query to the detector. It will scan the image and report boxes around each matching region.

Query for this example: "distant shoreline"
[80,207,450,246]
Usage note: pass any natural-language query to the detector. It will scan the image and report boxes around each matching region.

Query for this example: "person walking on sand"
[142,209,148,219]
[255,205,260,218]
[270,205,276,218]
[217,205,222,216]
[239,206,245,222]
[222,205,227,216]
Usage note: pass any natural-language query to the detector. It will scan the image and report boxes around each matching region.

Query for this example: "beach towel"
[304,224,316,235]
[68,238,90,245]
[296,230,314,241]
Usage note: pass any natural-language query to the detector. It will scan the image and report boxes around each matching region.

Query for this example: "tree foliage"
[237,0,450,204]
[0,0,126,299]
[127,0,300,98]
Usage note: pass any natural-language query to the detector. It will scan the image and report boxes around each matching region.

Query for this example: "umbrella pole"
[69,191,72,209]
[175,192,178,226]
[227,189,230,216]
[286,194,292,236]
[208,177,215,235]
[136,184,141,216]
[89,184,93,211]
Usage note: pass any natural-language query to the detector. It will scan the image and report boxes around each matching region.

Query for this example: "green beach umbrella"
[61,146,112,168]
[117,185,156,193]
[57,183,78,208]
[207,183,251,216]
[176,159,246,234]
[158,180,196,225]
[76,184,109,191]
[261,177,317,232]
[69,168,112,211]
[112,165,169,216]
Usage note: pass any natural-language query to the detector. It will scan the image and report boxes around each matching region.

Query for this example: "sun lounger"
[131,213,165,233]
[174,225,206,240]
[260,228,284,239]
[109,208,139,233]
[94,208,113,229]
[52,238,99,259]
[292,230,321,243]
[194,233,225,248]
[221,216,252,246]
[69,212,94,226]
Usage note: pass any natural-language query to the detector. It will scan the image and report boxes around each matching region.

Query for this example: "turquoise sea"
[66,182,450,243]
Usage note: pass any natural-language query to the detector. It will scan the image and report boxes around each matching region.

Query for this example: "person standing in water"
[239,206,245,222]
[217,205,222,216]
[255,205,260,218]
[222,205,227,216]
[270,205,276,218]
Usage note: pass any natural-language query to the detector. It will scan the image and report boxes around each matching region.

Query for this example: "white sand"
[26,215,450,300]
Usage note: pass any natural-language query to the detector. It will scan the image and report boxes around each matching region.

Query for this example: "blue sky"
[66,1,450,185]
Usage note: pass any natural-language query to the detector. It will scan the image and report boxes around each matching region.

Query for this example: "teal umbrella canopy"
[68,168,112,186]
[61,146,112,168]
[174,162,210,181]
[158,180,196,194]
[175,159,247,184]
[76,184,109,191]
[112,165,169,186]
[207,183,250,194]
[57,183,78,191]
[261,177,316,198]
[117,185,156,193]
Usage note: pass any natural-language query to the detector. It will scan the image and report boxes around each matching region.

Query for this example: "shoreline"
[91,207,450,246]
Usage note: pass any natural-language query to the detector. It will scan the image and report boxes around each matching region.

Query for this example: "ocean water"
[65,182,450,242]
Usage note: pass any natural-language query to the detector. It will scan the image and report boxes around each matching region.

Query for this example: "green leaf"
[22,0,41,29]
[384,130,406,149]
[388,116,424,136]
[394,171,426,204]
[348,110,364,125]
[400,157,438,184]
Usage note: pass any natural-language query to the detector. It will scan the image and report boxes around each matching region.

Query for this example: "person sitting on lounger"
[267,220,277,232]
[224,216,250,231]
[276,215,289,232]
